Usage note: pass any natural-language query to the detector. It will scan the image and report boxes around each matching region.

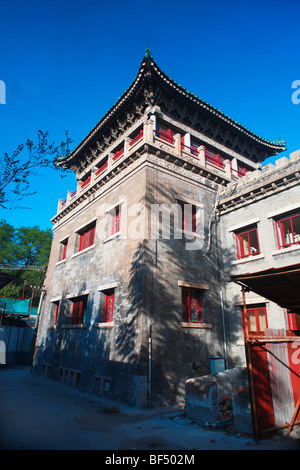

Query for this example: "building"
[218,149,300,366]
[32,50,299,413]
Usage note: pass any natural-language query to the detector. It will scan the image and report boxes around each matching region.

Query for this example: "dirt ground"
[0,366,299,453]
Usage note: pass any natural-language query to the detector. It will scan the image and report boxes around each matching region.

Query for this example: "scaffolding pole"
[242,287,260,443]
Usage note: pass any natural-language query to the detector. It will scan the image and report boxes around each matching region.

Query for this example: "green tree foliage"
[0,220,52,304]
[0,130,72,209]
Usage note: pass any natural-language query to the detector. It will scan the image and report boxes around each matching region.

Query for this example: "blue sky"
[1,0,300,231]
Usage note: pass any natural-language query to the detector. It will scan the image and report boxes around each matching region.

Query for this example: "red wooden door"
[250,343,275,431]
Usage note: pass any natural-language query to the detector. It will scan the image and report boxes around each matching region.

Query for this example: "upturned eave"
[57,50,286,170]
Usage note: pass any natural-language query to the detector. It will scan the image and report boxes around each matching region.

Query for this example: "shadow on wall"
[32,173,247,408]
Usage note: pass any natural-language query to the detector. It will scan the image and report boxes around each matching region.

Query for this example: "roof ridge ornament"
[144,48,151,60]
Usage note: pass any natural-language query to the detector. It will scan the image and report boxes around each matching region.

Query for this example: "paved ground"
[0,366,299,452]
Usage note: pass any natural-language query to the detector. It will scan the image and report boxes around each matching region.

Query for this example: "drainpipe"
[148,323,152,409]
[148,321,155,409]
[220,289,228,370]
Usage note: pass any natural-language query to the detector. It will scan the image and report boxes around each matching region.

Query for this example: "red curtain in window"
[79,225,95,251]
[179,203,197,232]
[105,291,114,322]
[182,288,202,323]
[287,310,300,330]
[189,291,202,322]
[111,206,121,235]
[62,241,68,260]
[71,298,87,324]
[54,303,60,326]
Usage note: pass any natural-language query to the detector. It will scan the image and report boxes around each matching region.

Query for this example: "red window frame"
[190,140,199,157]
[287,310,300,330]
[80,176,91,189]
[113,148,124,161]
[104,289,115,322]
[78,223,96,252]
[96,159,108,175]
[182,288,202,323]
[53,301,60,326]
[244,305,268,332]
[130,129,143,146]
[178,202,197,233]
[235,226,260,259]
[111,205,121,235]
[205,148,225,169]
[275,212,300,249]
[71,296,88,325]
[59,239,68,261]
[156,123,175,144]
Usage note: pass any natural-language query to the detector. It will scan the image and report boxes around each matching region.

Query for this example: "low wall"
[185,367,253,435]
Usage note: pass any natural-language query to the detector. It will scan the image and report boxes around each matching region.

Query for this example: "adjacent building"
[32,50,299,410]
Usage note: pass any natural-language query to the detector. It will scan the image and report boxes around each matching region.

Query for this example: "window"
[70,296,88,325]
[235,225,260,259]
[98,288,115,323]
[51,301,60,326]
[178,201,197,233]
[205,148,225,169]
[244,304,268,332]
[237,164,247,177]
[110,205,121,236]
[77,221,96,252]
[130,129,143,146]
[155,123,175,144]
[80,175,91,189]
[287,310,300,330]
[59,238,68,261]
[96,158,108,176]
[182,288,202,323]
[190,139,199,156]
[275,211,300,249]
[104,289,114,322]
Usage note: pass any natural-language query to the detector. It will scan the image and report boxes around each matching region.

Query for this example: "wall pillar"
[223,160,231,179]
[124,137,131,157]
[198,145,206,166]
[107,153,114,169]
[144,118,154,143]
[184,133,191,152]
[174,133,182,156]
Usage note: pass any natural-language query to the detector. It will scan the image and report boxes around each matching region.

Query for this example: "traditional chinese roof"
[57,49,286,171]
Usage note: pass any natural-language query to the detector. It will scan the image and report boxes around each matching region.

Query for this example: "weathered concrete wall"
[33,154,229,408]
[33,164,150,407]
[143,162,227,406]
[185,367,253,435]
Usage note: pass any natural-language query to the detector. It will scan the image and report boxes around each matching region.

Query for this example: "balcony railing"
[130,129,143,147]
[113,148,124,161]
[80,176,91,189]
[181,144,199,157]
[96,160,108,176]
[155,129,175,144]
[57,119,253,214]
[205,149,225,169]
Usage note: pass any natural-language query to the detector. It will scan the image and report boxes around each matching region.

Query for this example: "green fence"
[0,297,31,317]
